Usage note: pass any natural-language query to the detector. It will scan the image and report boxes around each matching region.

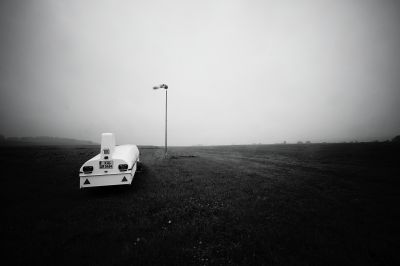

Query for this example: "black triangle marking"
[122,176,128,182]
[84,179,90,185]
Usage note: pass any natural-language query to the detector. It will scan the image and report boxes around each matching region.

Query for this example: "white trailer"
[79,133,140,189]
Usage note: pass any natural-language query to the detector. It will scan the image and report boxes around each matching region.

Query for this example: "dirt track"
[2,143,400,265]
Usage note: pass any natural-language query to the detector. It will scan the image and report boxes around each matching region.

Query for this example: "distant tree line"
[0,135,96,145]
[296,141,311,144]
[292,136,400,144]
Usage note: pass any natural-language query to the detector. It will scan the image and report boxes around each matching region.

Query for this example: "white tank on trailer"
[79,133,140,188]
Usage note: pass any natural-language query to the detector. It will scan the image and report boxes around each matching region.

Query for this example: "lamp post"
[153,84,168,157]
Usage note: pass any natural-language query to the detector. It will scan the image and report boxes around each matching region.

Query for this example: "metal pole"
[165,89,168,157]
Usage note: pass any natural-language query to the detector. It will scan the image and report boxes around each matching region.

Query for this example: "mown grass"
[2,143,400,265]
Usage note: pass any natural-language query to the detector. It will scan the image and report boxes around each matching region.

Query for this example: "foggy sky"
[1,0,399,145]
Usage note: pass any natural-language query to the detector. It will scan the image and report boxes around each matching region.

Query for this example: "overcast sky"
[0,0,399,145]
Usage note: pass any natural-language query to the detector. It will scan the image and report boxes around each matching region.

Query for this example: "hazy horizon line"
[1,134,398,147]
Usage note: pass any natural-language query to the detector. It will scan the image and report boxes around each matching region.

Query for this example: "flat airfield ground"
[2,143,400,265]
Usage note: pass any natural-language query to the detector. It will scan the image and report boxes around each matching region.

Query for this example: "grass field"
[2,143,400,265]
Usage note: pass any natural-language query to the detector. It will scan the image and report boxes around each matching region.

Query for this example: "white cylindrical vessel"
[79,133,140,188]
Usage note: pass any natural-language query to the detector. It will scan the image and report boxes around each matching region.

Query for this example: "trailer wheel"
[136,162,144,173]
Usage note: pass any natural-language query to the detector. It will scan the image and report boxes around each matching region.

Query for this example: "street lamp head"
[153,84,168,90]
